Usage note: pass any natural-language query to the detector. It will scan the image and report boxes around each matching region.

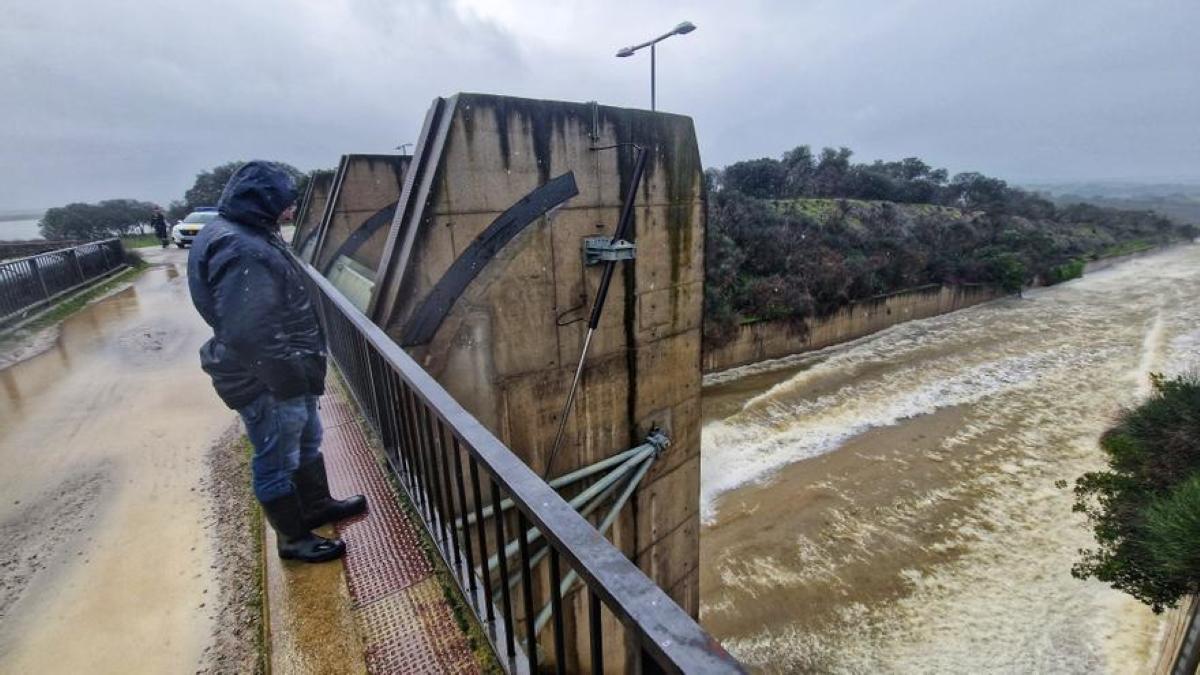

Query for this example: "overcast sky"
[2,0,1197,209]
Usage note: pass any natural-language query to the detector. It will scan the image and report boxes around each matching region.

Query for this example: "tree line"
[704,146,1199,346]
[715,145,1066,219]
[39,161,311,240]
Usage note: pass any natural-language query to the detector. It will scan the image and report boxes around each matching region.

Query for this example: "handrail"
[302,262,743,674]
[0,237,120,267]
[0,238,125,329]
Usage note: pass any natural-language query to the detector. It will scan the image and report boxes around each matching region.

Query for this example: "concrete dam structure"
[292,168,333,262]
[296,154,411,311]
[298,93,706,669]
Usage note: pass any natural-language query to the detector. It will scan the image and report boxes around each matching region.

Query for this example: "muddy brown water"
[0,248,234,672]
[700,245,1200,673]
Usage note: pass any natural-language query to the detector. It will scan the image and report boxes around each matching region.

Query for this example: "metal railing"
[303,265,743,674]
[0,239,87,261]
[0,238,126,329]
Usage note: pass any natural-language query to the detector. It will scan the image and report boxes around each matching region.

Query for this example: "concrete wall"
[370,93,704,671]
[1150,595,1200,675]
[293,170,334,263]
[310,154,409,275]
[299,155,410,311]
[703,284,1004,373]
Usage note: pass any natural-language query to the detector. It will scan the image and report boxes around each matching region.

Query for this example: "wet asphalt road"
[0,247,235,673]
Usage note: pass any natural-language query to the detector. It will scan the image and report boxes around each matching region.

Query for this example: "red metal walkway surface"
[319,380,482,674]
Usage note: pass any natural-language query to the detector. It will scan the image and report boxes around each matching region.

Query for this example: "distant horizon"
[3,169,1198,215]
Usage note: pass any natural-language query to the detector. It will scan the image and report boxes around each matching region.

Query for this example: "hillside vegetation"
[704,147,1198,346]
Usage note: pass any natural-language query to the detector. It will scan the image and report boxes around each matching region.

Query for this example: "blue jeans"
[238,393,323,503]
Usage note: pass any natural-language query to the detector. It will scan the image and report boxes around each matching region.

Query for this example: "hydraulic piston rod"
[543,144,649,479]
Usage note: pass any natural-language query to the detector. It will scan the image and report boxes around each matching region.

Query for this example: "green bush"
[1047,258,1085,285]
[1070,373,1200,611]
[985,251,1028,293]
[1144,475,1200,579]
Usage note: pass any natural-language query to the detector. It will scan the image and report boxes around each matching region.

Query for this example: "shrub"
[985,251,1028,293]
[1070,373,1200,611]
[1047,258,1085,285]
[1144,475,1200,579]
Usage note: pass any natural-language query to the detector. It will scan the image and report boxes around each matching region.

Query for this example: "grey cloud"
[1,0,1197,209]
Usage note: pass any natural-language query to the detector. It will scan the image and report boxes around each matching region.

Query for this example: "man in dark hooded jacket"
[150,207,168,248]
[188,161,367,563]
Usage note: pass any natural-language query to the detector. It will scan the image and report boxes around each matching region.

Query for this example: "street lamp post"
[616,20,696,111]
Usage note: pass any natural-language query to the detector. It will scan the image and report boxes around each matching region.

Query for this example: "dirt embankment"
[198,425,264,675]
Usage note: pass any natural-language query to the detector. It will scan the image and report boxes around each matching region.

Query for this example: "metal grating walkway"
[319,378,481,674]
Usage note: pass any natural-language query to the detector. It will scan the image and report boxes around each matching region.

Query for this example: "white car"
[171,208,219,248]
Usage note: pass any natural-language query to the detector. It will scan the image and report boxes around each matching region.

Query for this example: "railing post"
[68,248,84,284]
[28,257,50,300]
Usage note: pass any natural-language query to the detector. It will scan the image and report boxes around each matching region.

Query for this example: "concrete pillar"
[304,155,410,311]
[294,170,335,262]
[367,94,704,670]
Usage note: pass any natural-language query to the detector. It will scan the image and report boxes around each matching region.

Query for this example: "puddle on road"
[0,286,140,416]
[0,250,235,673]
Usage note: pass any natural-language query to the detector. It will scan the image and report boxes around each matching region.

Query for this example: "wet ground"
[700,245,1200,673]
[0,247,240,672]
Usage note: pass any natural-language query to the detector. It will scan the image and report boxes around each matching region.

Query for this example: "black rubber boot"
[294,456,368,529]
[260,492,346,563]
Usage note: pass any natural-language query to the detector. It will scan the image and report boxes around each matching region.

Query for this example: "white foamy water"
[702,342,1117,522]
[702,245,1200,673]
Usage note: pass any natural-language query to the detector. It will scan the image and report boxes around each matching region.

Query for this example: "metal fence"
[0,239,87,262]
[0,238,126,329]
[303,265,743,674]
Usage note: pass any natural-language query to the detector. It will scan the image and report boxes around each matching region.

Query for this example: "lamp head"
[673,21,696,35]
[616,46,635,57]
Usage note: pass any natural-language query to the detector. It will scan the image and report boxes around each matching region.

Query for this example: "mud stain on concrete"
[197,425,265,674]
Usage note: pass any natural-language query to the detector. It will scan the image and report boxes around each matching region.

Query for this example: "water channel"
[700,245,1200,673]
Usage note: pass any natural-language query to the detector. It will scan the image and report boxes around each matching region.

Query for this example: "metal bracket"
[588,100,600,142]
[645,428,671,455]
[583,236,636,266]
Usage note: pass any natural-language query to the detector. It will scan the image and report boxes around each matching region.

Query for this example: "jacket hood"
[217,161,298,229]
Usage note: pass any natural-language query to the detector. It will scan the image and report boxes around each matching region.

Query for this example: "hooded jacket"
[187,161,326,409]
